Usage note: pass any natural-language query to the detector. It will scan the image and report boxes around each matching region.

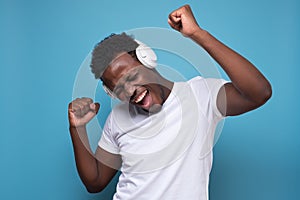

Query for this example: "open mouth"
[133,89,147,103]
[131,89,151,109]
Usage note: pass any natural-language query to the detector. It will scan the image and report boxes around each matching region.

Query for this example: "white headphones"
[102,39,157,98]
[134,39,157,69]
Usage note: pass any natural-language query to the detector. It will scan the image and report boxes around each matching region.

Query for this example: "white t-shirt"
[99,76,228,200]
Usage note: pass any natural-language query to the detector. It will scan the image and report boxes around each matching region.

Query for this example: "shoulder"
[187,76,229,94]
[187,76,229,119]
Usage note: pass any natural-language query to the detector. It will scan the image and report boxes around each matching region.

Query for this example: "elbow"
[86,188,97,194]
[264,84,272,102]
[86,188,102,194]
[84,181,106,194]
[262,82,272,103]
[255,82,272,106]
[86,185,104,194]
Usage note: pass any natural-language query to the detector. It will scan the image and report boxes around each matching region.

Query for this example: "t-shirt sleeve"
[189,76,229,122]
[204,77,229,120]
[98,113,119,154]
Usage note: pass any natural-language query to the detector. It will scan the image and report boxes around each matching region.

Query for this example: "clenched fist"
[168,4,202,37]
[68,97,100,128]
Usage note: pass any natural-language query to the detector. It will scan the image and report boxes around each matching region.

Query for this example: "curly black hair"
[90,33,139,79]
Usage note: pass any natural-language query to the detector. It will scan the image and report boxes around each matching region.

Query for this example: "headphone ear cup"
[135,39,157,69]
[102,84,116,98]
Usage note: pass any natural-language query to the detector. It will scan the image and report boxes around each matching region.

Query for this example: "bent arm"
[168,5,272,116]
[68,98,121,192]
[190,30,272,116]
[70,125,120,193]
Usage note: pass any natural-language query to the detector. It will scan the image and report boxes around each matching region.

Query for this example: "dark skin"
[68,4,272,193]
[101,52,173,113]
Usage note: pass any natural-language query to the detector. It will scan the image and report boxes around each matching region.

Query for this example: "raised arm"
[68,98,121,193]
[168,5,272,116]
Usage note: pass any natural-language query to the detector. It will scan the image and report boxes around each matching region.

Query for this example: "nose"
[115,82,135,102]
[123,82,135,99]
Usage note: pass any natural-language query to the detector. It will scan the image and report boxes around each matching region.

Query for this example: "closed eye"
[126,72,138,82]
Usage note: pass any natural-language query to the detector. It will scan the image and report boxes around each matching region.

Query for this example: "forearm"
[69,126,99,187]
[190,29,272,103]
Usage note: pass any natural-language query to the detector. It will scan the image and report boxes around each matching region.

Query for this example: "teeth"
[134,90,147,103]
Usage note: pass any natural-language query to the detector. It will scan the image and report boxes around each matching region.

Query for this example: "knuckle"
[83,97,92,101]
[78,104,84,110]
[70,103,77,110]
[88,99,93,103]
[83,102,90,108]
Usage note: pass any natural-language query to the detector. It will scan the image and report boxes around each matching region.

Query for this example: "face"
[101,52,168,113]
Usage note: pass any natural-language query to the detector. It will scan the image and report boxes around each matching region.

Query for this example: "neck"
[156,76,174,103]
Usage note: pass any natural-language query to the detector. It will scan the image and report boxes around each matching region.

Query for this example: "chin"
[148,104,162,114]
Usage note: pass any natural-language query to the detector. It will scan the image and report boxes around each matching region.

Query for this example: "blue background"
[0,0,299,199]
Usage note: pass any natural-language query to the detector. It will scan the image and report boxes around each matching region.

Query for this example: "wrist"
[69,124,86,131]
[189,29,210,44]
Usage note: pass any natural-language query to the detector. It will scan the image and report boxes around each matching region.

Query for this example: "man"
[68,5,272,200]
